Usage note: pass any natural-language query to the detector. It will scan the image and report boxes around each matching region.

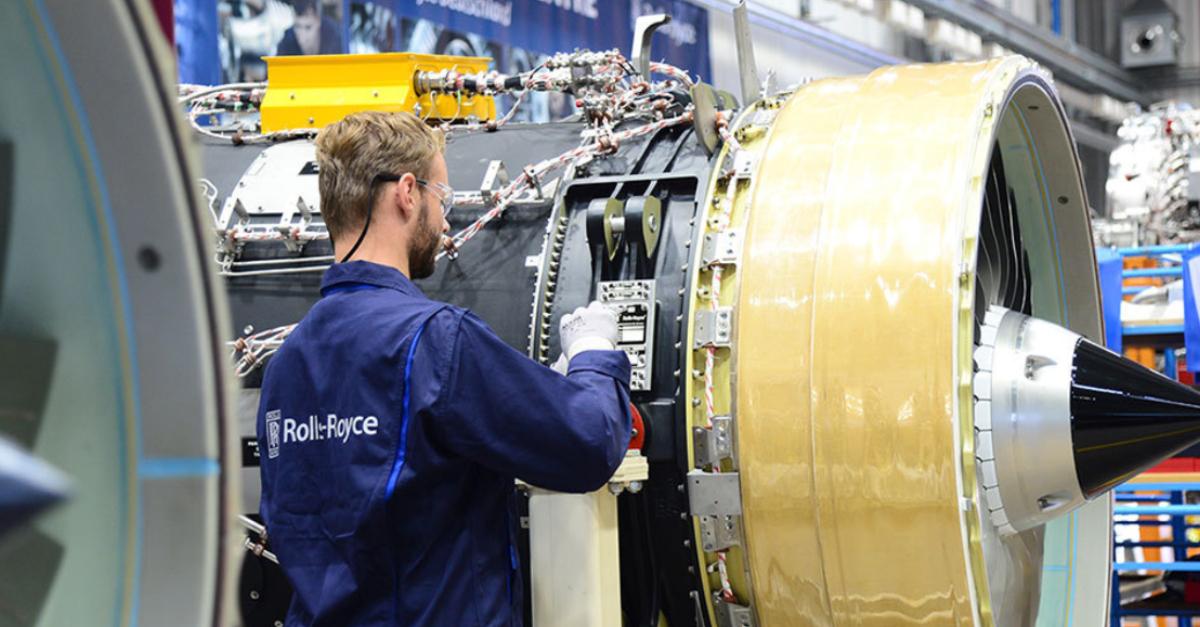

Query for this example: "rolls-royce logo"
[266,410,281,459]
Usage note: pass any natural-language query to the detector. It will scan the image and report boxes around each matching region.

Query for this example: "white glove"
[560,301,618,360]
[551,353,569,375]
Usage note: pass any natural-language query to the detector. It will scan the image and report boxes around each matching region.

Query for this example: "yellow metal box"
[260,52,496,133]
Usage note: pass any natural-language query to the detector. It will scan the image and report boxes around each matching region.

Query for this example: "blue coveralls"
[257,261,633,626]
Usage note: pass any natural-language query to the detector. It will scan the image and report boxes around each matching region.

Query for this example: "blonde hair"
[314,111,445,241]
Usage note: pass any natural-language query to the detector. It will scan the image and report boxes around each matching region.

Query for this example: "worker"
[256,110,632,626]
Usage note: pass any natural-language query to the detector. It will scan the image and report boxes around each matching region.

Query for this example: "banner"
[176,1,710,89]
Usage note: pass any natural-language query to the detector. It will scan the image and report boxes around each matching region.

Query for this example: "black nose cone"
[1071,338,1200,498]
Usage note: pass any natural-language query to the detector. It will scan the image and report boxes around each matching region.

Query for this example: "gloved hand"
[551,353,569,375]
[560,301,618,360]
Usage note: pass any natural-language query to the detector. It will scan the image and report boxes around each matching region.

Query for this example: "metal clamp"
[733,150,756,178]
[714,597,755,627]
[693,415,733,467]
[694,307,733,348]
[688,470,742,551]
[701,229,742,267]
[687,470,742,516]
[698,513,742,552]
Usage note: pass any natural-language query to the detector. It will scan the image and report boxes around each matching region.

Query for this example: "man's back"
[258,261,632,626]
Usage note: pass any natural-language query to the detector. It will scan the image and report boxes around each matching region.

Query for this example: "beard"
[408,200,441,279]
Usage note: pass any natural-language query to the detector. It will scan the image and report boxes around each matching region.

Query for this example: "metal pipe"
[229,255,335,267]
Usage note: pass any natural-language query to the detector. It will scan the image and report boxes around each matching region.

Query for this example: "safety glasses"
[374,174,454,217]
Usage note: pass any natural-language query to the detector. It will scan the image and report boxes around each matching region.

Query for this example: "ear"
[388,173,420,223]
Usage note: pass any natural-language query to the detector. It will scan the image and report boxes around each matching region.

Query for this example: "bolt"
[684,539,692,547]
[628,481,643,493]
[680,512,689,520]
[609,483,625,495]
[308,116,315,124]
[692,397,701,406]
[677,483,685,493]
[250,590,260,600]
[289,93,296,100]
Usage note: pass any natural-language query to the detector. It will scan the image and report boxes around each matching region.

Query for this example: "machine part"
[693,308,733,348]
[731,57,1106,626]
[587,198,626,261]
[259,52,495,133]
[1120,0,1181,69]
[701,230,741,267]
[732,1,760,108]
[623,195,663,258]
[690,471,743,553]
[975,306,1085,536]
[1104,102,1200,245]
[2,0,238,625]
[687,471,742,517]
[698,514,741,553]
[0,435,69,539]
[528,452,649,627]
[714,598,755,627]
[1070,337,1200,495]
[690,84,721,155]
[598,280,657,391]
[693,416,733,468]
[631,14,672,79]
[218,141,319,216]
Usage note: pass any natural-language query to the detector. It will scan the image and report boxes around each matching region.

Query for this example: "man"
[257,110,632,626]
[276,0,343,56]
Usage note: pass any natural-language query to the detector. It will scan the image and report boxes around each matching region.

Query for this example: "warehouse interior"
[9,0,1200,626]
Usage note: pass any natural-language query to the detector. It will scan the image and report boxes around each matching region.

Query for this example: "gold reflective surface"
[733,58,1066,626]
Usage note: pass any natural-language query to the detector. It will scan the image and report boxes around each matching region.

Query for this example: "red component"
[150,0,173,45]
[1187,578,1200,604]
[1167,118,1176,136]
[628,404,645,451]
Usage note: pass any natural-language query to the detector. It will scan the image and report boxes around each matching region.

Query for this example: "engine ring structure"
[695,58,1109,626]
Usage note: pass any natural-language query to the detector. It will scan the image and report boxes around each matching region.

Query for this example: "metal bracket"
[693,415,733,467]
[687,470,742,516]
[631,14,672,79]
[701,229,742,267]
[689,471,742,550]
[714,597,755,627]
[694,307,733,348]
[698,513,741,552]
[733,1,760,107]
[481,160,510,201]
[732,151,756,178]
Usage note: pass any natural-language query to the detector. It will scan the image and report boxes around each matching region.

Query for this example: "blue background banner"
[175,0,710,89]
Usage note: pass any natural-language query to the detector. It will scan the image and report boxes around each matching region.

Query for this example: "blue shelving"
[1113,482,1200,626]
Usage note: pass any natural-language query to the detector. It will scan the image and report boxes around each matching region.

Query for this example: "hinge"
[693,415,732,467]
[701,229,741,267]
[694,307,733,348]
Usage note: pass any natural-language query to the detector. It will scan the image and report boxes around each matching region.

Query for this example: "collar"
[319,261,427,299]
